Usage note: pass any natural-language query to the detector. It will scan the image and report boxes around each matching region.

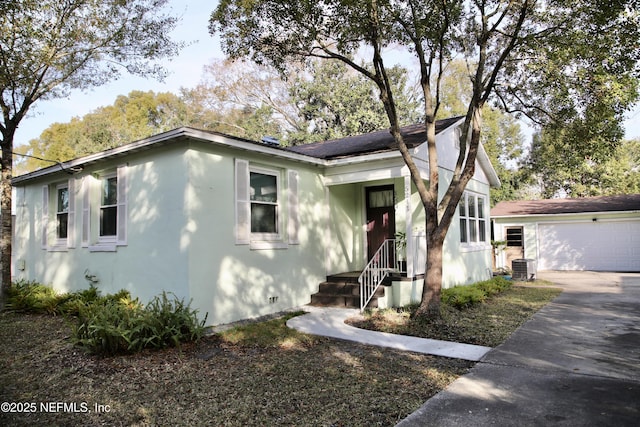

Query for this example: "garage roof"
[491,194,640,217]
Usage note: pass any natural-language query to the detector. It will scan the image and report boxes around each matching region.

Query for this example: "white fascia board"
[477,142,501,188]
[322,149,429,186]
[323,164,407,186]
[324,150,402,166]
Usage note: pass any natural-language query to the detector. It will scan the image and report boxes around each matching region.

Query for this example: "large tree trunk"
[0,138,13,309]
[415,231,446,318]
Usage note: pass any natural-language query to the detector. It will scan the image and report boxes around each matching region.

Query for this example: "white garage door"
[538,220,640,271]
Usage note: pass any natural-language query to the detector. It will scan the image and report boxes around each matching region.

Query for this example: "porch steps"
[310,272,386,309]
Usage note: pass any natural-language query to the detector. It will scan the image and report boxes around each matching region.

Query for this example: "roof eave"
[492,209,640,219]
[12,127,326,185]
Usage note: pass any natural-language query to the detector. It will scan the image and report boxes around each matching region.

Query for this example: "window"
[82,165,127,250]
[459,192,487,244]
[100,175,118,238]
[506,227,523,247]
[42,179,75,250]
[235,159,298,247]
[56,185,69,240]
[250,170,278,235]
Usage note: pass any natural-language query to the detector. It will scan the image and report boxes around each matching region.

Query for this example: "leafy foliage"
[6,281,205,355]
[73,291,206,355]
[441,277,512,309]
[287,60,421,144]
[6,280,62,314]
[441,286,487,309]
[6,281,138,316]
[526,130,640,198]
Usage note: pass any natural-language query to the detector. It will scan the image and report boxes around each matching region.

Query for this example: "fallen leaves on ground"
[0,312,471,426]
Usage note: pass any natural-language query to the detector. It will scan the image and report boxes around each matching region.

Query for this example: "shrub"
[442,286,486,309]
[442,277,513,310]
[7,281,206,355]
[72,292,206,355]
[476,276,512,297]
[73,300,142,355]
[6,280,65,314]
[134,292,207,350]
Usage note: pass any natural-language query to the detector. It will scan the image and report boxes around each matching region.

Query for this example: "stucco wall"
[13,145,191,303]
[13,142,330,327]
[184,144,328,325]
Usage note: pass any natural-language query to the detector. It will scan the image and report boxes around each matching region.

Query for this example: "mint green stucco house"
[12,117,500,326]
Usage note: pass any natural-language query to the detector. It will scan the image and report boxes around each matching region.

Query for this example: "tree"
[288,59,421,143]
[439,60,527,205]
[181,59,297,140]
[210,0,640,316]
[527,130,640,198]
[525,79,639,198]
[184,58,420,145]
[0,0,183,303]
[15,91,192,173]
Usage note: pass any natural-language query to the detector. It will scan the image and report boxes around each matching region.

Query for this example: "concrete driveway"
[397,271,640,426]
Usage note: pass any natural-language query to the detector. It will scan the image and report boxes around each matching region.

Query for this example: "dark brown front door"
[366,185,396,261]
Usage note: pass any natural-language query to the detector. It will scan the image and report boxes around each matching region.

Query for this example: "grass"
[0,283,560,426]
[348,283,562,347]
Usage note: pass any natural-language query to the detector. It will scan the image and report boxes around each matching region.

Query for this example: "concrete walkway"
[286,306,491,362]
[397,271,640,426]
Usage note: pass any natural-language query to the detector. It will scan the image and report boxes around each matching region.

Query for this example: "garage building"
[491,194,640,272]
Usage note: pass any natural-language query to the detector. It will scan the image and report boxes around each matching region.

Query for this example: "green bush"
[442,285,486,309]
[73,292,207,355]
[6,280,65,314]
[476,276,512,297]
[7,281,206,355]
[7,281,137,316]
[73,300,142,354]
[442,277,513,309]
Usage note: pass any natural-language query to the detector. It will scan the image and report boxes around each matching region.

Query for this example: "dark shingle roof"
[284,116,463,159]
[491,194,640,217]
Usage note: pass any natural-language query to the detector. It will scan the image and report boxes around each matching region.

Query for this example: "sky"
[13,0,640,151]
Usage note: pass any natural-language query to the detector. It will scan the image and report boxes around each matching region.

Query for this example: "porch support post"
[404,175,413,277]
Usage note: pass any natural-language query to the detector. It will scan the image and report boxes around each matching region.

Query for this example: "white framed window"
[82,165,128,251]
[235,159,298,248]
[42,179,76,250]
[99,173,118,242]
[459,192,487,245]
[250,168,280,239]
[56,184,69,242]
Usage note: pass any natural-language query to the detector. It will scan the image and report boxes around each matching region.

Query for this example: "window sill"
[250,240,288,250]
[47,246,68,253]
[89,244,117,252]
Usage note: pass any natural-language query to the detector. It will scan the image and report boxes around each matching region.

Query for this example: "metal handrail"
[358,239,396,311]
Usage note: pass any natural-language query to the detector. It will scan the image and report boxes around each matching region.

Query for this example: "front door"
[366,185,396,261]
[505,226,525,269]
